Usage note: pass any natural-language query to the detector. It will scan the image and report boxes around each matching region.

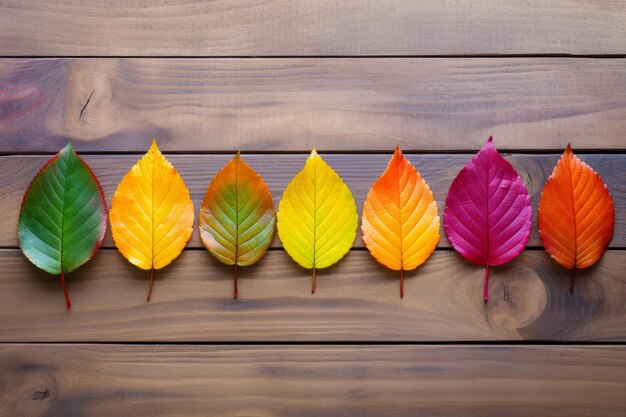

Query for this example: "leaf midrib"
[235,156,239,265]
[151,149,155,269]
[312,156,317,269]
[396,157,404,270]
[564,153,578,267]
[60,150,71,274]
[485,153,490,266]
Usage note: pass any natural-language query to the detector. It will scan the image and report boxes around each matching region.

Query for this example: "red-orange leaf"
[538,145,614,289]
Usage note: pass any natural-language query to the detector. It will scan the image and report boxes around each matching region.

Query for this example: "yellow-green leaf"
[199,153,276,299]
[109,139,194,301]
[277,149,357,293]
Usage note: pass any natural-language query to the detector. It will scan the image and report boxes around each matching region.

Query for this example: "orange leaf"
[538,145,614,288]
[361,146,440,297]
[110,140,194,302]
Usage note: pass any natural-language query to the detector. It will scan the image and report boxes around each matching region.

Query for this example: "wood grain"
[2,58,626,152]
[1,1,626,56]
[0,249,624,342]
[2,153,624,248]
[2,3,625,415]
[1,344,625,417]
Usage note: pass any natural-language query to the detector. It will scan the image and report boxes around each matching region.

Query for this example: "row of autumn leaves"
[17,137,615,309]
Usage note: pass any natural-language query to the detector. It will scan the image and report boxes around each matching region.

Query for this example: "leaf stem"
[234,264,238,299]
[60,271,71,309]
[570,268,576,294]
[400,269,404,298]
[147,268,154,302]
[484,264,489,303]
[312,267,316,294]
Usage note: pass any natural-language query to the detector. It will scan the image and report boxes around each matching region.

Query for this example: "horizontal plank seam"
[2,247,625,251]
[1,341,625,346]
[1,54,626,59]
[3,150,626,157]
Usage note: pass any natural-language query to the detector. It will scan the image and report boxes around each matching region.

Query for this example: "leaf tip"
[393,145,403,158]
[63,142,74,153]
[482,136,496,152]
[310,148,318,158]
[486,136,495,147]
[149,138,160,154]
[235,151,241,159]
[565,143,573,154]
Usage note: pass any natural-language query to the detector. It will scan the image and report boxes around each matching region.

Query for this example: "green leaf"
[18,143,107,308]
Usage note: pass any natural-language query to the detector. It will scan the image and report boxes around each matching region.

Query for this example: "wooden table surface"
[1,1,625,416]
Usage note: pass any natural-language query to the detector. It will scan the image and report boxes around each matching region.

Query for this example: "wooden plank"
[2,58,626,152]
[2,153,624,249]
[1,344,625,416]
[1,1,626,55]
[0,249,623,342]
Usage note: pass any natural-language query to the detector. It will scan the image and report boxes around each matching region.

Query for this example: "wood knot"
[62,61,122,138]
[3,362,57,415]
[485,264,547,332]
[32,389,49,401]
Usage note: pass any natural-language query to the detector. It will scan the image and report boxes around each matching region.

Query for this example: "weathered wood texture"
[2,153,624,248]
[2,3,626,416]
[1,249,624,342]
[2,58,626,152]
[1,344,625,417]
[1,1,626,56]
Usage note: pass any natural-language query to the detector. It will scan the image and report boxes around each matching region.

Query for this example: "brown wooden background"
[1,1,625,415]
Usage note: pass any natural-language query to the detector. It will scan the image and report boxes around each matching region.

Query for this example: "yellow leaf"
[361,146,440,297]
[277,149,357,293]
[110,139,194,301]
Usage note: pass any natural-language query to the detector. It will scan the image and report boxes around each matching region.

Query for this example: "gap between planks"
[2,54,626,59]
[3,150,626,156]
[1,341,624,346]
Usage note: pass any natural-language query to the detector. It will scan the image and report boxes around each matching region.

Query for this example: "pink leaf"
[444,137,532,302]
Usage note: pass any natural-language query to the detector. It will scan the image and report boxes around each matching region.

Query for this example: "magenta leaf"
[444,137,531,302]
